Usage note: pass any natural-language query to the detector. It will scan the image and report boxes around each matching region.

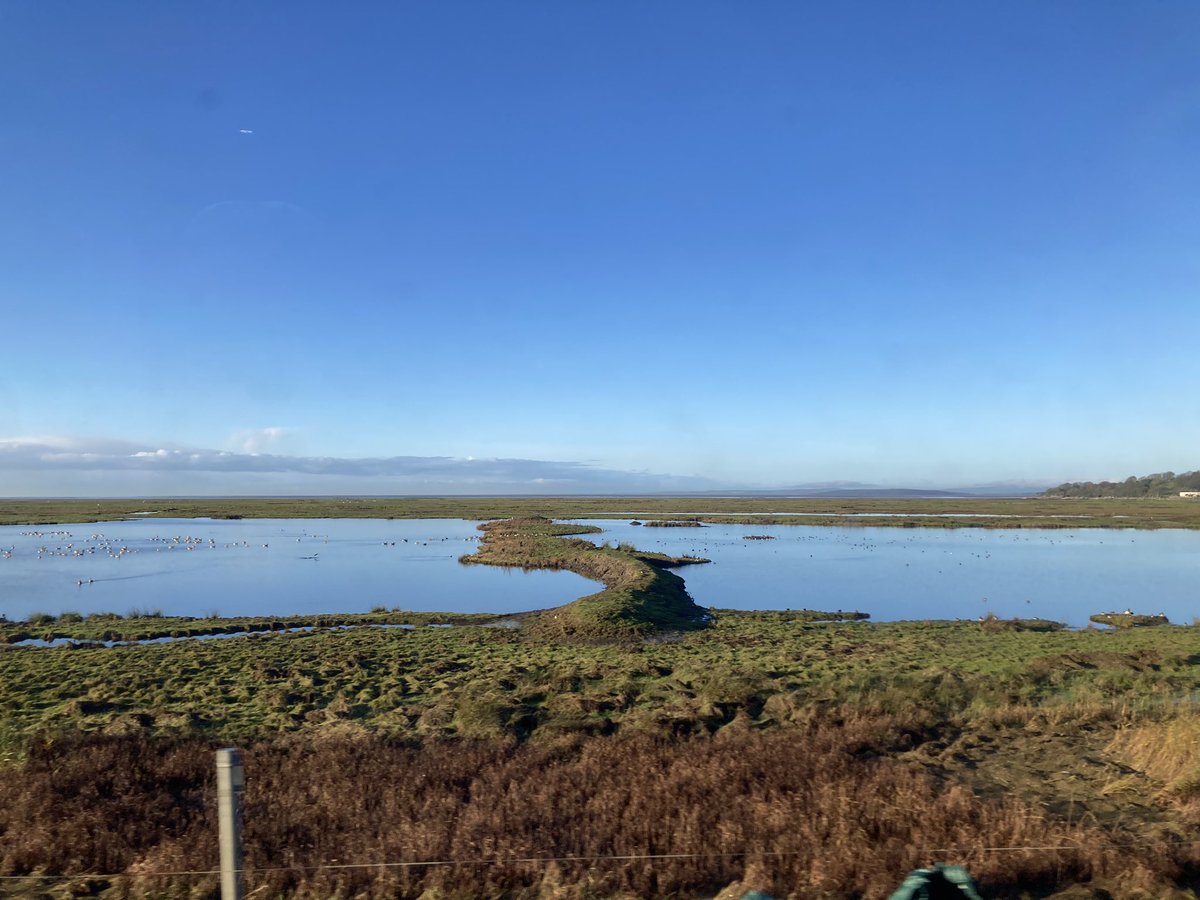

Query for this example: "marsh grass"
[0,609,495,645]
[980,613,1067,634]
[125,607,164,619]
[5,495,1200,529]
[1108,713,1200,806]
[1091,612,1171,629]
[6,614,1200,754]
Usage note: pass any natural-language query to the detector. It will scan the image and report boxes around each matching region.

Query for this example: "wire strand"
[5,836,1200,882]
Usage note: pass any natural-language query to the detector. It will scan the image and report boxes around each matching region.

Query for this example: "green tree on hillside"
[1043,469,1199,498]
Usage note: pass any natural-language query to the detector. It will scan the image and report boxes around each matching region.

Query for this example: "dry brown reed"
[2,714,1189,898]
[1108,711,1200,822]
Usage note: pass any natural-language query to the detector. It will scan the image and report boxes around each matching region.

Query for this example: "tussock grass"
[980,613,1066,633]
[1108,713,1200,803]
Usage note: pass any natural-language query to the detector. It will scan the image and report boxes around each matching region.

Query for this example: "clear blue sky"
[3,1,1199,495]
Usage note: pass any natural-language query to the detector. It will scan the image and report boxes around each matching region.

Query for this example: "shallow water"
[0,518,599,619]
[567,520,1200,627]
[4,517,1198,627]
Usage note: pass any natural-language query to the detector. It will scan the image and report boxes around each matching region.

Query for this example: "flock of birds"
[1,528,481,574]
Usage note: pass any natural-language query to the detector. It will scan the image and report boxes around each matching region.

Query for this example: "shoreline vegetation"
[1089,612,1171,629]
[3,495,1200,529]
[3,509,1200,897]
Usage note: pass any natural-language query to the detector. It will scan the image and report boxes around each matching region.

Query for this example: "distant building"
[1181,492,1200,498]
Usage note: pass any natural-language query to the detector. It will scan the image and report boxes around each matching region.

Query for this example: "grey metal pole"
[216,748,244,900]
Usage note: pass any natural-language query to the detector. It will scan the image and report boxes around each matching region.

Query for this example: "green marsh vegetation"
[5,495,1200,529]
[0,608,494,646]
[1090,612,1172,629]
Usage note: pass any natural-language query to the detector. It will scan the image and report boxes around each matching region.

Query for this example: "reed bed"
[1,717,1186,899]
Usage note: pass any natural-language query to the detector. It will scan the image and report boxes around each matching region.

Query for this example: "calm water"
[3,517,1198,626]
[0,518,599,619]
[567,520,1200,627]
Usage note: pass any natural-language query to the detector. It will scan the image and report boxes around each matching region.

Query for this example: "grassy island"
[1090,611,1171,629]
[459,516,710,639]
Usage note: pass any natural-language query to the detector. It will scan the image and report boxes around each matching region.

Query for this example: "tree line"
[1043,469,1200,498]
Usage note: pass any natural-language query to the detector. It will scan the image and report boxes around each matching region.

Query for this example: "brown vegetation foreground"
[3,714,1194,899]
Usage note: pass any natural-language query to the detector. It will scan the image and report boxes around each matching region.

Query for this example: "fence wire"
[4,835,1200,882]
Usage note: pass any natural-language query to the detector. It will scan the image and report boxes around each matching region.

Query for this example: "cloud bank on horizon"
[0,437,717,496]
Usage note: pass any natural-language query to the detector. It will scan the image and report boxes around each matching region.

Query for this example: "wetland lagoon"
[7,500,1200,899]
[570,519,1200,626]
[0,517,601,621]
[3,514,1198,626]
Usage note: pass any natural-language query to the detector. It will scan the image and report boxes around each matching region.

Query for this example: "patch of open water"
[4,517,1197,628]
[567,520,1200,627]
[0,518,599,620]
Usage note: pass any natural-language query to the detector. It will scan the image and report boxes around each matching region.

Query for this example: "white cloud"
[0,436,715,495]
[230,426,294,455]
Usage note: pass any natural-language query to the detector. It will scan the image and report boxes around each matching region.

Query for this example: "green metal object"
[888,863,984,900]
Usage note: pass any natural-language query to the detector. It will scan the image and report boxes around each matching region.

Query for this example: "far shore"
[2,495,1200,529]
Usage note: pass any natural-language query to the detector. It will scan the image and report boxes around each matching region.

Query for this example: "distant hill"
[781,488,973,499]
[636,485,1043,499]
[638,487,969,499]
[1043,470,1200,498]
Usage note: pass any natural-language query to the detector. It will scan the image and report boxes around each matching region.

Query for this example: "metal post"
[216,748,244,900]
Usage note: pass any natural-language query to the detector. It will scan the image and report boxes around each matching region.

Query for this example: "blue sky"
[3,2,1199,495]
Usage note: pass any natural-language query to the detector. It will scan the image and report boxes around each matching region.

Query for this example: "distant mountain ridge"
[1043,470,1200,498]
[640,483,1046,500]
[778,488,974,499]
